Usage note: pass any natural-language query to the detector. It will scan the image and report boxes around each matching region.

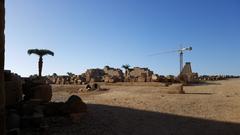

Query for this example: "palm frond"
[122,64,130,69]
[28,49,54,56]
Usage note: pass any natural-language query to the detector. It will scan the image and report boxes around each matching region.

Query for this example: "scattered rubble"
[198,75,240,81]
[4,70,88,134]
[79,83,102,92]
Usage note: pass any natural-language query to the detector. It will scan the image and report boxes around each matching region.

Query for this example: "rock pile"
[48,75,86,85]
[4,72,88,134]
[78,83,103,92]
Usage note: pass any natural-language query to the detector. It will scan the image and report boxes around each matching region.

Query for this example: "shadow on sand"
[186,81,222,86]
[39,104,240,135]
[184,92,214,95]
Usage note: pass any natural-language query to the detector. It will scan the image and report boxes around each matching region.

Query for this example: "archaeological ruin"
[46,64,239,86]
[178,62,198,84]
[2,1,240,134]
[47,66,170,84]
[125,67,154,82]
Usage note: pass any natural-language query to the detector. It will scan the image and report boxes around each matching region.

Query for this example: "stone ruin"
[48,75,86,85]
[46,66,183,84]
[178,63,239,83]
[85,68,105,83]
[4,70,87,134]
[198,75,240,81]
[84,66,125,83]
[47,66,125,84]
[103,66,124,83]
[178,62,198,84]
[125,67,154,82]
[45,64,240,85]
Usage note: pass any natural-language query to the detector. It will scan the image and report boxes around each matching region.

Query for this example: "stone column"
[0,0,5,134]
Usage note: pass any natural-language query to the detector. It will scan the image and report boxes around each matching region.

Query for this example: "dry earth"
[27,79,240,135]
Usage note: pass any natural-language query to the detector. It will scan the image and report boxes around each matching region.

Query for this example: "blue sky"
[5,0,240,77]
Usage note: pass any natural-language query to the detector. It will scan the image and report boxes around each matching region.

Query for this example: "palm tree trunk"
[0,0,5,134]
[38,56,43,77]
[125,69,129,78]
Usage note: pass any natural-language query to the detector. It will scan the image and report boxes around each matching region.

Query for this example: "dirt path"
[49,79,240,135]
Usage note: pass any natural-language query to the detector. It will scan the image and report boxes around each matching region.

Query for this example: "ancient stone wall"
[4,70,22,106]
[85,68,104,82]
[47,66,183,84]
[103,66,124,83]
[0,0,5,134]
[126,67,154,82]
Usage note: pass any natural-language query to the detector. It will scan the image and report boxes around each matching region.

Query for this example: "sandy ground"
[26,79,240,135]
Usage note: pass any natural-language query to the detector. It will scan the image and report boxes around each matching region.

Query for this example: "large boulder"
[44,95,87,118]
[63,95,87,123]
[62,95,87,114]
[167,84,185,94]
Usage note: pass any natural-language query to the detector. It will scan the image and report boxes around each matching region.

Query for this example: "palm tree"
[122,64,131,77]
[67,72,75,77]
[28,49,54,77]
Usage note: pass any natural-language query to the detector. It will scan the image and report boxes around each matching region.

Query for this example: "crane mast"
[178,47,192,73]
[149,46,192,74]
[180,51,183,73]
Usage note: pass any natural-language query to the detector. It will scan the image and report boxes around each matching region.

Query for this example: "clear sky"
[5,0,240,77]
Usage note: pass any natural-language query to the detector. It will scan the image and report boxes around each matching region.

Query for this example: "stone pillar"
[0,0,5,134]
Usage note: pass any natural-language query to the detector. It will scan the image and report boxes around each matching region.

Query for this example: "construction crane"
[178,47,192,73]
[149,46,193,74]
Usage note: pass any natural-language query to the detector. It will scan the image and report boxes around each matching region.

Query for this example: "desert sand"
[25,79,240,135]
